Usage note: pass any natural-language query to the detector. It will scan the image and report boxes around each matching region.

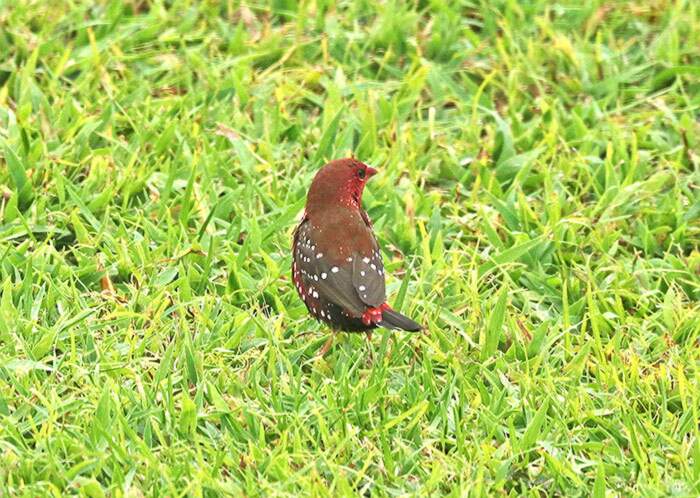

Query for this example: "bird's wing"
[351,242,386,307]
[351,209,386,306]
[294,219,367,316]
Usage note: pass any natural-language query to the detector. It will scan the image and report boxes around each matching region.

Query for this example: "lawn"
[1,0,699,496]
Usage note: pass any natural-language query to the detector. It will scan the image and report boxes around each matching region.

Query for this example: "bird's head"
[306,158,377,214]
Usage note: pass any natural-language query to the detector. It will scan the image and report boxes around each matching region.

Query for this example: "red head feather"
[305,158,377,215]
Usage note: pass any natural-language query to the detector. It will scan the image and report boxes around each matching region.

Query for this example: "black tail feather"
[379,308,422,332]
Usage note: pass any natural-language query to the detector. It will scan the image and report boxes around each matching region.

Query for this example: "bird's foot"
[317,333,335,357]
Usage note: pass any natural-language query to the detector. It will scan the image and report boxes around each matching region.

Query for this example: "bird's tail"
[379,307,422,332]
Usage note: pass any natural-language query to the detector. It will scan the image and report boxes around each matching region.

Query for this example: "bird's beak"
[366,166,378,178]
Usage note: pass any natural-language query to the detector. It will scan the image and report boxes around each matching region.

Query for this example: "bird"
[292,158,422,350]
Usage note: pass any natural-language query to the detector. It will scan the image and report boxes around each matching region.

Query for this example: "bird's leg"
[365,331,374,364]
[317,332,335,357]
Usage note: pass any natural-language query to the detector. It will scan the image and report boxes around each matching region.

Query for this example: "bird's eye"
[357,169,366,179]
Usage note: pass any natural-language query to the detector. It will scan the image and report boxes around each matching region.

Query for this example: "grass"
[0,0,699,496]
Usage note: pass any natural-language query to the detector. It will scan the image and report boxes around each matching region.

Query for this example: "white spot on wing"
[321,272,327,279]
[331,266,339,273]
